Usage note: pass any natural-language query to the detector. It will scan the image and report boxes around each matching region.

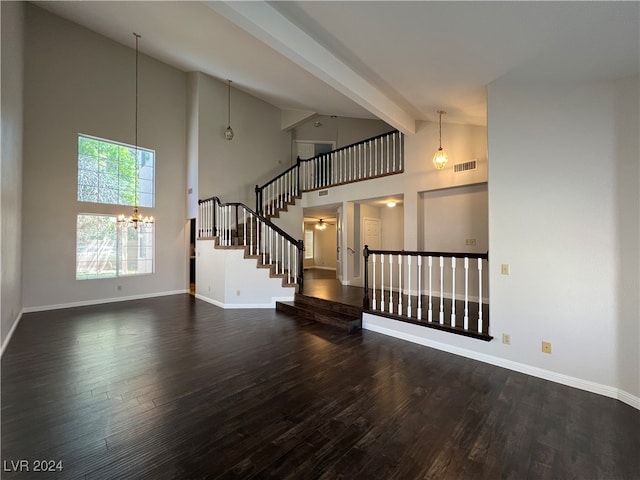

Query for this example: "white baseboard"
[363,316,640,410]
[1,309,24,358]
[195,294,293,309]
[22,290,189,313]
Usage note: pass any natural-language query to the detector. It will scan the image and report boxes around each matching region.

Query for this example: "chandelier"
[118,33,154,230]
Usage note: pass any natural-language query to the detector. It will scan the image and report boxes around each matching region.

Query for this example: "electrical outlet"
[236,290,241,296]
[465,238,476,246]
[501,264,510,275]
[117,285,122,291]
[502,333,511,345]
[542,341,552,354]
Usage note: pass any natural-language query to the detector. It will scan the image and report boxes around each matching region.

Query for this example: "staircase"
[276,294,362,332]
[198,130,404,326]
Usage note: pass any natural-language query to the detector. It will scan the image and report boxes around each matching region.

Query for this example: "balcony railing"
[198,196,304,292]
[363,246,491,340]
[256,130,403,217]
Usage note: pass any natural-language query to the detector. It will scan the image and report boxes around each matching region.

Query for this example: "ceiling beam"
[206,1,416,135]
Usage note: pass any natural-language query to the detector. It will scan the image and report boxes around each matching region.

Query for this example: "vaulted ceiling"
[36,1,639,132]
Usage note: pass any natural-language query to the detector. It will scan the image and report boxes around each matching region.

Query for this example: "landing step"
[276,296,362,333]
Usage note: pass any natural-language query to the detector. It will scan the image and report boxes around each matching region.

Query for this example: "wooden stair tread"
[276,298,362,333]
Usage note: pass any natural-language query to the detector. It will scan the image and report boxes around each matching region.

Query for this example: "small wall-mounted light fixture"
[433,110,449,169]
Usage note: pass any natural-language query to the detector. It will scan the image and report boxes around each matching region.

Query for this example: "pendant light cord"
[437,110,446,149]
[134,33,141,205]
[227,80,232,127]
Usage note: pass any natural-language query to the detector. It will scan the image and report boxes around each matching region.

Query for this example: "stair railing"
[255,130,403,217]
[362,246,490,340]
[198,196,304,292]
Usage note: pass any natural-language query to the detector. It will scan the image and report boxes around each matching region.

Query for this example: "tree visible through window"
[76,134,155,280]
[77,134,154,207]
[76,214,154,280]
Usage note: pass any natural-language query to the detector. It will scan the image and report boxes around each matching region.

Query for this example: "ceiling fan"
[306,217,336,230]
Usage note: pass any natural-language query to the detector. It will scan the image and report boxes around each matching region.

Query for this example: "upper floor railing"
[362,246,491,340]
[198,196,304,292]
[256,130,403,217]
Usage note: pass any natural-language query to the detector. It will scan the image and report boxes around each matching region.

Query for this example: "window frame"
[77,133,155,208]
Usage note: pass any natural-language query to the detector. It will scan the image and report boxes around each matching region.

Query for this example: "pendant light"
[432,110,449,170]
[224,79,234,141]
[118,32,153,230]
[315,219,327,231]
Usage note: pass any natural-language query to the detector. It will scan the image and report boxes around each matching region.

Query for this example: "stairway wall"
[196,239,295,308]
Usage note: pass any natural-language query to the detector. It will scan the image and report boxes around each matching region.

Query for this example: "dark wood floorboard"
[302,268,490,337]
[2,293,639,479]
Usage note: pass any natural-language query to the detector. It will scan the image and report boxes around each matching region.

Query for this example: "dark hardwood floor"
[2,294,639,479]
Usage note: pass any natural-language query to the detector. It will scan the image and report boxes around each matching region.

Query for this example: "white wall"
[1,1,25,350]
[22,5,188,309]
[292,115,393,160]
[380,205,404,250]
[186,72,200,220]
[420,184,488,253]
[195,72,291,208]
[196,240,295,307]
[313,222,337,269]
[488,75,639,402]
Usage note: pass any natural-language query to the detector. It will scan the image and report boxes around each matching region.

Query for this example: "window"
[76,134,155,280]
[304,229,314,259]
[76,214,154,280]
[77,134,155,207]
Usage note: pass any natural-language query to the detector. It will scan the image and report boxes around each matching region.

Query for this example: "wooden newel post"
[255,185,261,214]
[363,245,370,310]
[297,239,304,294]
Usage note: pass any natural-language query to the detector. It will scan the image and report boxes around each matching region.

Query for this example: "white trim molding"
[1,310,24,358]
[22,290,189,313]
[195,294,294,309]
[363,314,640,410]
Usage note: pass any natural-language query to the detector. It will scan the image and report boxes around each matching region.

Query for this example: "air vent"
[454,159,477,173]
[318,190,329,196]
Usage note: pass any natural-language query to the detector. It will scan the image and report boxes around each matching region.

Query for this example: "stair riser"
[293,294,362,317]
[276,303,361,332]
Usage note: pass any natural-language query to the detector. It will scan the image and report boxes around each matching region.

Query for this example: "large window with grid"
[77,134,155,206]
[76,134,155,280]
[76,214,154,280]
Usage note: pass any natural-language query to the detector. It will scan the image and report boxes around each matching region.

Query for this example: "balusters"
[464,257,469,330]
[398,255,403,315]
[407,256,412,318]
[388,254,393,313]
[478,259,483,334]
[417,256,422,320]
[243,209,247,246]
[380,253,385,312]
[439,256,445,324]
[392,132,397,172]
[428,256,433,322]
[451,257,456,327]
[372,253,377,310]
